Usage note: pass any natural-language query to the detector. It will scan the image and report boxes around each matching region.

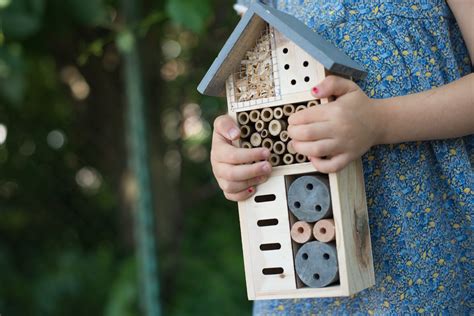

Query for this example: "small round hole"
[303,61,309,67]
[302,253,308,260]
[313,273,320,280]
[284,64,290,70]
[304,76,310,82]
[283,48,288,54]
[306,183,313,190]
[315,205,322,212]
[320,227,327,234]
[323,253,330,260]
[291,79,297,85]
[294,201,301,208]
[297,227,304,234]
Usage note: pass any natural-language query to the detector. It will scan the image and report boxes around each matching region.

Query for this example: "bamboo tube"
[273,107,283,119]
[283,104,295,116]
[307,100,319,107]
[273,141,286,155]
[262,138,274,151]
[260,129,269,138]
[261,108,273,122]
[283,153,294,165]
[280,131,289,142]
[249,110,260,122]
[290,221,314,244]
[313,219,336,243]
[240,125,251,139]
[255,120,265,132]
[287,141,296,154]
[241,141,252,149]
[238,112,250,125]
[269,154,280,166]
[250,133,262,147]
[296,105,307,112]
[295,153,307,163]
[269,119,287,136]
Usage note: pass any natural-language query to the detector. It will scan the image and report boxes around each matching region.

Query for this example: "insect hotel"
[198,2,375,300]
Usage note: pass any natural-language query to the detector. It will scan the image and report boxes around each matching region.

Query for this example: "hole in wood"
[291,79,297,85]
[283,48,288,54]
[313,273,320,280]
[323,253,330,260]
[303,61,309,67]
[259,243,282,251]
[306,183,313,190]
[257,218,279,227]
[254,194,276,203]
[304,76,310,82]
[284,64,290,70]
[315,205,322,212]
[294,201,301,208]
[262,267,284,275]
[298,227,304,234]
[302,253,308,260]
[320,227,327,234]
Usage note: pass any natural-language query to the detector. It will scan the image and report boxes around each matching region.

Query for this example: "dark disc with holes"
[295,241,339,288]
[287,175,332,222]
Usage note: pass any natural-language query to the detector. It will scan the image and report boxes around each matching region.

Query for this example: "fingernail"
[312,87,319,95]
[248,187,254,193]
[228,128,240,139]
[262,163,271,173]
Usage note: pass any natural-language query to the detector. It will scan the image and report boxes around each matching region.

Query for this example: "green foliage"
[166,0,212,33]
[0,0,44,39]
[0,45,25,105]
[63,0,107,26]
[0,0,246,315]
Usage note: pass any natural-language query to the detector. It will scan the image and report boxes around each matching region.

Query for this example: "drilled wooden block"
[295,241,339,288]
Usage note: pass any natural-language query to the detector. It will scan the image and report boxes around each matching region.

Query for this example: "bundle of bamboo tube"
[237,102,319,166]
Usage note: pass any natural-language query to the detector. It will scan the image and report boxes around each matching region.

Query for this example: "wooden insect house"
[198,2,375,300]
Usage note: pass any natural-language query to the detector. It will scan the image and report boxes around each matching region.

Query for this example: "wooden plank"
[240,175,297,296]
[331,159,375,294]
[274,29,326,96]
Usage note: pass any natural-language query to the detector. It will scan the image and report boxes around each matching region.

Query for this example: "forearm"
[374,73,474,145]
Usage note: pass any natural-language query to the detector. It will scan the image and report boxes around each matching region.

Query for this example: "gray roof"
[198,2,367,96]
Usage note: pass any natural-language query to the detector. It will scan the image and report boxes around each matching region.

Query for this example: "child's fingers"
[212,144,270,164]
[288,106,329,125]
[287,121,333,141]
[311,75,358,99]
[291,139,338,158]
[217,175,269,194]
[213,115,241,143]
[213,160,272,182]
[310,154,351,173]
[224,188,256,202]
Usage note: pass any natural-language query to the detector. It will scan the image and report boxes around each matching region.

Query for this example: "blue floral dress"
[237,0,473,314]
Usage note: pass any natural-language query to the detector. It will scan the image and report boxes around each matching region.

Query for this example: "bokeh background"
[0,0,252,315]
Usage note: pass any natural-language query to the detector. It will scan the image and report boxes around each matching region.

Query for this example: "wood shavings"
[234,27,276,102]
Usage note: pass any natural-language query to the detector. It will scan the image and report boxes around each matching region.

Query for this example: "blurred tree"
[0,0,251,315]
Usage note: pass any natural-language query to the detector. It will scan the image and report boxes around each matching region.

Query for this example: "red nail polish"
[248,187,254,193]
[312,87,319,94]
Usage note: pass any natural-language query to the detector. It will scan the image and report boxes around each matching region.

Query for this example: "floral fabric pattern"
[237,0,473,314]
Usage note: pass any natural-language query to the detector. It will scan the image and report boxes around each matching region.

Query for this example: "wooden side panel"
[239,175,296,296]
[331,159,375,294]
[274,29,326,97]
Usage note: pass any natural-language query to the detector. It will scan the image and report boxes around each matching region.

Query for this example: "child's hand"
[211,115,272,201]
[288,76,381,173]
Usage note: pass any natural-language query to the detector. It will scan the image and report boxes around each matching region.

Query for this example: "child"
[210,0,473,314]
